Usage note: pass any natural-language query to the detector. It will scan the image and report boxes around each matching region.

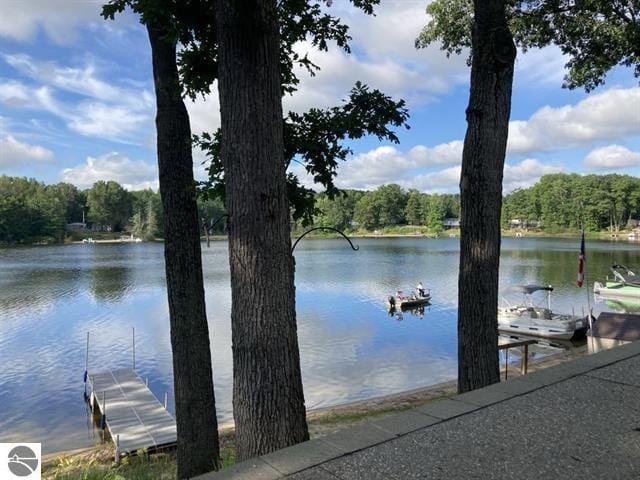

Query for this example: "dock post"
[115,434,120,464]
[521,344,529,375]
[100,391,106,430]
[84,332,89,384]
[505,348,509,380]
[164,392,168,410]
[132,327,136,371]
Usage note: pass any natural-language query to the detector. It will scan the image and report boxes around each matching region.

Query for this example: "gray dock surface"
[89,368,176,454]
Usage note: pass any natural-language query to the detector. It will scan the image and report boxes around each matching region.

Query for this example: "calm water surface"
[0,237,638,452]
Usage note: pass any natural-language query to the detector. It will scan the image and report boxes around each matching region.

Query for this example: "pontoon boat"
[498,284,591,340]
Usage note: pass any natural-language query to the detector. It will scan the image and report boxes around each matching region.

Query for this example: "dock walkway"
[89,368,176,456]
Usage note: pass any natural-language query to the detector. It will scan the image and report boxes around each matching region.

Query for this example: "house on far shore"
[65,222,87,232]
[509,218,542,229]
[443,218,460,228]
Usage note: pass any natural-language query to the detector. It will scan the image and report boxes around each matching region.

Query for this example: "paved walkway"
[199,341,640,479]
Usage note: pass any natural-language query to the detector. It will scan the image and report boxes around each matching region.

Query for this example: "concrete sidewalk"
[199,341,640,479]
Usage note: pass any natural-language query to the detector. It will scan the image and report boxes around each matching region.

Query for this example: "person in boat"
[416,282,425,298]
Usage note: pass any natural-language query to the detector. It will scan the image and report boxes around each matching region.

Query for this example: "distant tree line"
[2,173,639,244]
[0,175,226,244]
[310,184,460,235]
[502,173,640,233]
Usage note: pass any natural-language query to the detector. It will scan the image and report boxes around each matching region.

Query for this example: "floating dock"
[88,368,177,458]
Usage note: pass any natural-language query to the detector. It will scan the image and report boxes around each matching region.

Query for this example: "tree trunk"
[458,0,516,394]
[215,0,309,461]
[146,19,220,478]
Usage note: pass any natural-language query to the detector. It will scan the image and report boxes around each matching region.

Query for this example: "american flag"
[577,231,585,287]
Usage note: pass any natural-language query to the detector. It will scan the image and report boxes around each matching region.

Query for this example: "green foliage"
[87,181,132,231]
[0,176,66,243]
[0,176,167,244]
[503,173,640,232]
[321,185,459,232]
[374,184,407,226]
[103,1,409,225]
[416,0,640,91]
[197,196,226,234]
[130,189,163,238]
[196,81,409,226]
[313,190,361,231]
[424,194,446,235]
[404,190,423,225]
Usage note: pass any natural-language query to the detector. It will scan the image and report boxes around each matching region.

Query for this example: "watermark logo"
[1,444,41,479]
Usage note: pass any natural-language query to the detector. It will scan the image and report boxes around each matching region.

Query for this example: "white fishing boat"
[498,284,591,340]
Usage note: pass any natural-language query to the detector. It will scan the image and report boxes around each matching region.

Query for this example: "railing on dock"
[83,329,176,462]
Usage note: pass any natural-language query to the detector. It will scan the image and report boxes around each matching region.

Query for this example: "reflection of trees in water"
[502,247,640,288]
[0,268,82,313]
[89,266,131,301]
[602,298,640,313]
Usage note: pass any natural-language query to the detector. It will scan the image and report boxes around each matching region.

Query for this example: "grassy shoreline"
[2,226,636,247]
[42,343,587,479]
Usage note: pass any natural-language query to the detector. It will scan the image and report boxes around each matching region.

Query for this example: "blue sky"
[0,1,638,193]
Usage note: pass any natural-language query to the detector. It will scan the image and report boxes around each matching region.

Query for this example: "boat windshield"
[611,265,640,286]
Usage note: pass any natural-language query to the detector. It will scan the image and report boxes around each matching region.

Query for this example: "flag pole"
[582,227,593,330]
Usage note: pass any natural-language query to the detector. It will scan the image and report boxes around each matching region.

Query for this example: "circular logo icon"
[8,445,39,477]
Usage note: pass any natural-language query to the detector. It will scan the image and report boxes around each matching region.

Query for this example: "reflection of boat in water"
[597,296,640,314]
[498,284,592,340]
[593,264,640,299]
[385,288,431,310]
[498,332,586,353]
[387,304,428,318]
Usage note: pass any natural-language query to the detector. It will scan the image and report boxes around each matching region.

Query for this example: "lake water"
[0,237,638,453]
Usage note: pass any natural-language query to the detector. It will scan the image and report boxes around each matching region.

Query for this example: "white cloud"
[515,46,568,86]
[584,145,640,169]
[508,87,640,155]
[408,141,463,165]
[0,135,54,167]
[0,0,106,44]
[321,143,563,193]
[187,93,221,136]
[60,152,158,190]
[4,54,153,107]
[407,165,462,193]
[407,158,563,193]
[503,158,564,191]
[1,55,154,144]
[0,80,32,107]
[68,102,149,139]
[328,141,463,191]
[279,2,469,115]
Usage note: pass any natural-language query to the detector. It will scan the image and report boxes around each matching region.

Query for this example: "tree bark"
[146,19,220,478]
[215,0,309,461]
[458,0,516,393]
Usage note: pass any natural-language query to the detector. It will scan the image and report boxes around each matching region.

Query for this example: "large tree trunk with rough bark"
[458,0,516,394]
[215,0,309,461]
[146,19,220,478]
